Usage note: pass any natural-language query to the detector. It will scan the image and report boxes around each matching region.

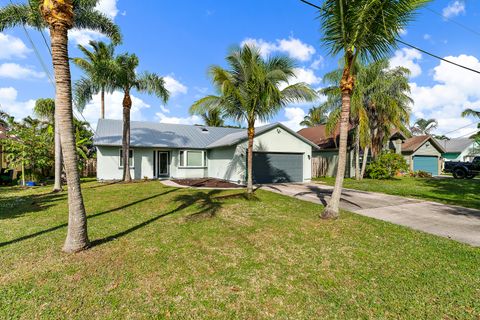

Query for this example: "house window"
[179,150,207,167]
[119,149,134,168]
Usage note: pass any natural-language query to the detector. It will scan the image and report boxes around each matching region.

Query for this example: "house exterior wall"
[97,146,155,180]
[312,149,354,178]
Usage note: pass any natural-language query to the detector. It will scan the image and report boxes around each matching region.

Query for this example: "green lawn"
[315,176,480,210]
[1,180,479,319]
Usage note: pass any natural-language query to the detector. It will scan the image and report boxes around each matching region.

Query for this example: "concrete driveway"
[261,183,480,247]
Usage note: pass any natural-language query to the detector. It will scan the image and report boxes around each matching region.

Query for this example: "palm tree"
[202,110,225,127]
[300,106,328,127]
[0,0,121,253]
[411,118,438,135]
[112,53,169,182]
[34,98,63,191]
[461,108,480,119]
[190,45,317,194]
[317,0,427,219]
[73,41,116,119]
[321,59,412,180]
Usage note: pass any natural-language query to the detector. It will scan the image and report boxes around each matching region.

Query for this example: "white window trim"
[179,150,207,168]
[119,148,135,168]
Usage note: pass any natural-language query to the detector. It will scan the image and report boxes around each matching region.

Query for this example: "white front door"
[157,151,169,177]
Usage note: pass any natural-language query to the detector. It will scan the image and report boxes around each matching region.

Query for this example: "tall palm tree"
[73,40,116,119]
[112,53,169,182]
[300,106,328,127]
[462,108,480,138]
[0,0,121,253]
[34,98,63,191]
[202,110,225,127]
[190,45,317,194]
[410,118,438,135]
[317,0,427,219]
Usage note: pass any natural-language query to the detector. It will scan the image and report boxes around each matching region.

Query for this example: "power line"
[443,120,480,135]
[299,0,480,75]
[426,7,480,39]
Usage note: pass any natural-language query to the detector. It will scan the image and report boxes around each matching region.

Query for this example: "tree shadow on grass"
[0,188,180,248]
[0,191,67,220]
[90,189,247,248]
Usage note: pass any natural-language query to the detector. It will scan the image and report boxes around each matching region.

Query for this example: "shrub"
[409,170,432,178]
[366,152,409,179]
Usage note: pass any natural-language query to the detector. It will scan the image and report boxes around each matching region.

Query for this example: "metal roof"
[94,119,319,150]
[436,138,475,153]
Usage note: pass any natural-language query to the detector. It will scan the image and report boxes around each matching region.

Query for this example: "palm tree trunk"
[354,127,360,180]
[101,89,105,119]
[360,146,369,180]
[50,25,89,252]
[246,125,255,195]
[53,113,62,192]
[122,90,132,182]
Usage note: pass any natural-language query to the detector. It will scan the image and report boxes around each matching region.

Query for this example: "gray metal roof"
[436,138,475,153]
[94,119,243,149]
[94,119,319,150]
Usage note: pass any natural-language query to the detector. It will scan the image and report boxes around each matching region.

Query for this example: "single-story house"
[94,119,318,184]
[437,138,479,162]
[401,135,445,175]
[298,125,445,177]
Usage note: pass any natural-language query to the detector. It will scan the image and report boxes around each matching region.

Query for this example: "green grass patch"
[315,176,480,210]
[1,180,479,319]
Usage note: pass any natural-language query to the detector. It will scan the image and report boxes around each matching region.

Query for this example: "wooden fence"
[312,156,329,178]
[81,158,97,177]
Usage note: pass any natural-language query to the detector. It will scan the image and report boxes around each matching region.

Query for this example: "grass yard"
[316,176,480,210]
[1,180,479,319]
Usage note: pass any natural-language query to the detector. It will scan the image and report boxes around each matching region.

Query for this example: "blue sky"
[0,0,479,137]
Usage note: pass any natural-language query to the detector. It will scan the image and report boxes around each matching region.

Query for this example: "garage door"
[413,156,438,176]
[252,152,303,184]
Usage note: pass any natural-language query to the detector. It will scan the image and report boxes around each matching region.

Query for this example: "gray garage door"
[252,152,303,184]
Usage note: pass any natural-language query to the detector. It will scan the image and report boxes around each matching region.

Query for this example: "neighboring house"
[437,138,479,162]
[298,125,445,177]
[401,135,445,176]
[94,119,318,184]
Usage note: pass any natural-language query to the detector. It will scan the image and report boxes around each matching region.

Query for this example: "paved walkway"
[261,183,480,247]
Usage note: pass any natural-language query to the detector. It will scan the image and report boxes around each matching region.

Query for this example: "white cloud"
[95,0,119,19]
[389,48,422,78]
[442,1,465,18]
[241,37,316,61]
[0,63,45,79]
[69,29,105,46]
[81,91,151,128]
[163,76,188,97]
[399,28,408,36]
[291,67,321,86]
[410,54,480,137]
[160,105,170,113]
[281,107,306,132]
[0,87,36,120]
[310,56,324,70]
[155,112,201,125]
[0,33,31,60]
[423,34,432,40]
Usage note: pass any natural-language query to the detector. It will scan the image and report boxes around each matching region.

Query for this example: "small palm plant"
[317,0,428,219]
[113,53,170,182]
[73,41,116,119]
[190,44,317,194]
[0,0,121,252]
[202,110,225,127]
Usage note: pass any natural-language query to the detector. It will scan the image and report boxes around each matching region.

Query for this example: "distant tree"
[34,98,62,191]
[112,53,169,182]
[462,108,480,139]
[411,118,438,135]
[300,106,328,127]
[190,44,317,195]
[202,110,225,127]
[73,41,117,119]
